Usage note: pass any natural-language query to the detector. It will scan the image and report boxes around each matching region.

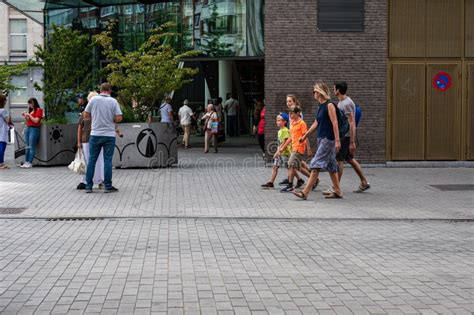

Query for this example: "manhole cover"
[0,207,27,215]
[430,184,474,191]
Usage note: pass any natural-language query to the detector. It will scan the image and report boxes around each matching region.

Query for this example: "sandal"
[354,183,371,193]
[325,192,343,199]
[293,191,308,200]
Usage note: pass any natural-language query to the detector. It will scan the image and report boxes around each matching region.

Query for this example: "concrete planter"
[113,122,177,168]
[14,123,77,166]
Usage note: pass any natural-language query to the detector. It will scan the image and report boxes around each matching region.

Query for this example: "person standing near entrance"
[178,99,194,149]
[254,100,266,158]
[84,83,123,193]
[224,94,239,136]
[21,98,43,169]
[160,96,174,123]
[202,104,219,153]
[333,81,370,193]
[294,81,343,200]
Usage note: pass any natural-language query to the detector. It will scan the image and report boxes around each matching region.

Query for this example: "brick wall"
[264,0,387,163]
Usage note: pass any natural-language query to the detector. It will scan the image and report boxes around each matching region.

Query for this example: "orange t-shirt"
[290,118,307,154]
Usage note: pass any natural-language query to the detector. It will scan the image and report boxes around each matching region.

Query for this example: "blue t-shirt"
[316,101,335,141]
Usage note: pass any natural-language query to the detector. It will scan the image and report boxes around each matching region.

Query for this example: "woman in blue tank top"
[293,81,343,200]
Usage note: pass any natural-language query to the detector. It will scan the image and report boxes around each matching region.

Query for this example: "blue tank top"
[316,101,335,141]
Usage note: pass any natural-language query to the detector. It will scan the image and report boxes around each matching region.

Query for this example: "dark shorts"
[336,137,354,162]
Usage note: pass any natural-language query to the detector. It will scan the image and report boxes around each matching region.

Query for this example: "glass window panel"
[10,75,29,104]
[10,35,27,52]
[9,19,27,33]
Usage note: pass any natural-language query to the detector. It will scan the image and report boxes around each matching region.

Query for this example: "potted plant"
[13,25,97,166]
[94,22,199,168]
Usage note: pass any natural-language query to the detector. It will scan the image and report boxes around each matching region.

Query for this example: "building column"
[218,60,232,100]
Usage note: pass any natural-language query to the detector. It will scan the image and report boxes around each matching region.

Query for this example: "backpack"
[330,102,349,139]
[355,104,362,127]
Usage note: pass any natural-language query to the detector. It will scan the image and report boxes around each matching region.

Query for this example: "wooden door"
[391,64,425,160]
[426,64,461,160]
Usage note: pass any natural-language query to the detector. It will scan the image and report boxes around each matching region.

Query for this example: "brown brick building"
[265,0,388,163]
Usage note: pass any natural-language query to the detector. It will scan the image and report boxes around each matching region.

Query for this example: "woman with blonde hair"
[294,81,342,200]
[76,91,104,190]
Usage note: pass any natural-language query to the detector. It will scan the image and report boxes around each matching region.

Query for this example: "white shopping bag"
[68,148,87,175]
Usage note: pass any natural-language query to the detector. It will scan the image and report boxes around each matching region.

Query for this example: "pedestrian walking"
[254,100,266,158]
[224,94,239,137]
[76,91,104,190]
[333,82,370,193]
[201,104,219,153]
[21,98,43,169]
[278,94,313,189]
[261,114,290,188]
[294,81,343,200]
[0,94,12,170]
[160,96,174,123]
[83,83,123,193]
[276,106,307,193]
[178,99,194,149]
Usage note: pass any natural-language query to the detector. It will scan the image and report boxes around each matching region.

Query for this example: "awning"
[44,0,172,10]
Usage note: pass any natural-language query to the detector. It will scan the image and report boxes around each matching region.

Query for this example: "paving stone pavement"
[0,218,473,314]
[1,141,474,314]
[0,142,473,220]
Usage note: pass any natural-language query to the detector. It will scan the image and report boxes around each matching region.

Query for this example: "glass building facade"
[44,0,264,58]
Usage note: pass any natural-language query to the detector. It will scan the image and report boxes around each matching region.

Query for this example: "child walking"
[276,107,308,193]
[261,115,291,188]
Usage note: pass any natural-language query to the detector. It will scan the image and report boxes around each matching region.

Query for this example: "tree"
[34,25,97,122]
[0,61,34,95]
[94,22,200,122]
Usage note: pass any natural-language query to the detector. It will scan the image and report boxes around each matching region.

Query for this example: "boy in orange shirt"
[275,106,308,192]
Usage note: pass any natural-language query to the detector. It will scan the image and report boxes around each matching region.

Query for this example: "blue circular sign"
[432,72,452,92]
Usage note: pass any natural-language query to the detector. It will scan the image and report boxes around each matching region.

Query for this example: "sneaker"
[23,162,32,169]
[98,183,105,189]
[85,188,93,193]
[261,182,274,189]
[322,187,334,195]
[296,179,305,189]
[77,183,86,190]
[280,185,294,193]
[104,186,119,193]
[278,178,290,186]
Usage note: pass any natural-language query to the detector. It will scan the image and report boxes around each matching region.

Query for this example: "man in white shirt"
[84,83,123,193]
[223,94,239,137]
[178,99,194,149]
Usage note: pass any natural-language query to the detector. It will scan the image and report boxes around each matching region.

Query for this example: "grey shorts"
[309,138,339,173]
[288,152,304,170]
[273,155,289,168]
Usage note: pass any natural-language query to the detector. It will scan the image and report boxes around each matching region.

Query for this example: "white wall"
[0,3,44,121]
